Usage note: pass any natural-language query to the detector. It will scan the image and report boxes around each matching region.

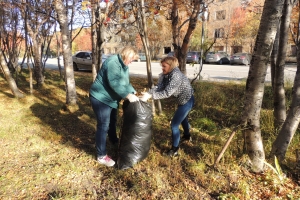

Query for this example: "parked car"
[167,51,175,57]
[72,51,112,71]
[72,51,92,71]
[102,54,112,63]
[230,52,252,65]
[205,51,230,64]
[186,51,201,64]
[134,53,146,62]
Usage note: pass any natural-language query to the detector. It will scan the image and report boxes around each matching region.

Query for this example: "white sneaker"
[97,155,115,167]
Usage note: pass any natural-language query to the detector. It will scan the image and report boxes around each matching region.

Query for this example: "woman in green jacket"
[89,46,139,167]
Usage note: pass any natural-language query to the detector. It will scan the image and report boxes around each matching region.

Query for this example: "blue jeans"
[171,95,195,147]
[90,96,119,157]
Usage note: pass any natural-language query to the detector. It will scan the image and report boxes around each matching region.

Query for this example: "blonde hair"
[160,56,179,70]
[119,46,137,61]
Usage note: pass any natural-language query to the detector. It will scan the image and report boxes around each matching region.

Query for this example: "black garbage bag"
[117,100,152,170]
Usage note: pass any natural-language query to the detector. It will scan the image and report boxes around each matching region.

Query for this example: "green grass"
[0,69,300,199]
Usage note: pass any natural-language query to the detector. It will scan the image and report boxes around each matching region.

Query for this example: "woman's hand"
[140,92,152,102]
[126,94,139,102]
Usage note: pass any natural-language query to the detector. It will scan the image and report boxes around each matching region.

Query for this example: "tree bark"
[91,0,98,81]
[0,50,24,98]
[22,0,53,87]
[270,29,279,89]
[171,0,201,75]
[138,0,153,88]
[273,0,294,129]
[54,0,77,106]
[241,0,283,172]
[31,40,44,87]
[271,0,300,161]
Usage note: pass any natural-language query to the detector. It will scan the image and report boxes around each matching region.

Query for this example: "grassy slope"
[0,69,299,199]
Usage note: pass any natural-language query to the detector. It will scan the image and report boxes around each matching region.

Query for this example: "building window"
[216,10,226,20]
[214,28,224,38]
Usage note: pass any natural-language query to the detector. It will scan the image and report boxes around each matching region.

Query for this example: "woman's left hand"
[140,92,152,101]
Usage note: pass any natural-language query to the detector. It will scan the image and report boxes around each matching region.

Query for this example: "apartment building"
[103,0,296,59]
[204,0,265,55]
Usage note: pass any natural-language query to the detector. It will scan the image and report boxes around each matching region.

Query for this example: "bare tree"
[0,42,24,98]
[240,0,284,172]
[53,0,77,106]
[270,0,300,162]
[20,0,55,87]
[170,0,202,75]
[272,0,297,130]
[0,1,25,98]
[90,0,120,80]
[0,1,24,75]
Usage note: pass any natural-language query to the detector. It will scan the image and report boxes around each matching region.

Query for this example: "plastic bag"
[117,100,152,170]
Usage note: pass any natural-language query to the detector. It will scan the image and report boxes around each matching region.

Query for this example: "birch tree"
[0,0,24,98]
[90,0,119,80]
[170,0,202,75]
[0,42,24,98]
[272,0,296,130]
[0,1,23,76]
[21,0,55,87]
[53,0,77,106]
[241,0,284,172]
[271,0,300,161]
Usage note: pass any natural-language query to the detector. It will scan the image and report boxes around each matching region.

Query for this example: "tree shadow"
[30,102,97,157]
[0,89,15,98]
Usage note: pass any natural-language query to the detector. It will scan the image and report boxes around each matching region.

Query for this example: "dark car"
[230,52,251,65]
[167,51,175,57]
[133,53,146,62]
[186,51,201,64]
[72,51,112,71]
[205,51,230,64]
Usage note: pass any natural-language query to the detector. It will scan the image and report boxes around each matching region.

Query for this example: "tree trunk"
[32,41,44,87]
[54,0,77,106]
[171,1,181,68]
[271,0,300,162]
[0,50,24,98]
[91,0,98,81]
[171,0,201,75]
[273,0,293,129]
[26,54,33,94]
[139,0,153,88]
[270,29,279,89]
[241,0,283,173]
[136,0,159,115]
[24,7,33,94]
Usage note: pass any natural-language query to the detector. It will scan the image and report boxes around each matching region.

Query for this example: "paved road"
[42,58,297,83]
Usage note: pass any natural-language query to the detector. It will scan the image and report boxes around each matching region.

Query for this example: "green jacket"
[89,54,136,109]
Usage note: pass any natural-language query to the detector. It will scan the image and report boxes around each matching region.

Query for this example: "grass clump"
[0,69,300,199]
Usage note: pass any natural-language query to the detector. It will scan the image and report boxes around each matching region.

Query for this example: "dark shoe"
[165,146,179,157]
[181,134,192,142]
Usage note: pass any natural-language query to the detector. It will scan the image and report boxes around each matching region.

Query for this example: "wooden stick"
[214,127,239,167]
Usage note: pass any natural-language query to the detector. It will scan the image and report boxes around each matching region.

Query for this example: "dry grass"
[0,69,300,199]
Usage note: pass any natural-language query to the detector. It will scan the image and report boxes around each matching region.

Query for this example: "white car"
[72,51,92,71]
[72,51,112,71]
